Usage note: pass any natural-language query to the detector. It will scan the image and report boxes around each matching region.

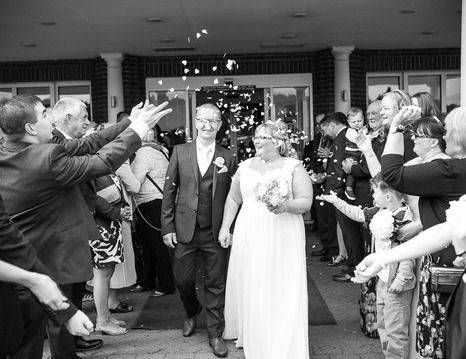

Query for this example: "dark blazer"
[324,127,347,195]
[161,141,237,243]
[0,122,141,284]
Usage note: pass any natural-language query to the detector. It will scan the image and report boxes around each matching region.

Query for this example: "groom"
[161,103,237,357]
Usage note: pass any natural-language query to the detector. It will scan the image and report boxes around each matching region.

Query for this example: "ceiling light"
[20,43,37,48]
[147,17,164,23]
[399,10,416,14]
[40,21,56,26]
[421,30,436,35]
[152,47,196,52]
[281,34,297,39]
[160,38,175,43]
[291,12,308,18]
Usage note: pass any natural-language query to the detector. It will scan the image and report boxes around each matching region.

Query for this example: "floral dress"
[416,256,448,359]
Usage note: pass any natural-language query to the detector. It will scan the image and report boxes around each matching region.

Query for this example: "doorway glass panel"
[0,88,12,102]
[367,76,400,103]
[446,74,460,113]
[407,75,441,110]
[17,86,51,107]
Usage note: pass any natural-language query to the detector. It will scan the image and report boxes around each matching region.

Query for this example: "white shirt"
[55,127,73,140]
[196,139,216,176]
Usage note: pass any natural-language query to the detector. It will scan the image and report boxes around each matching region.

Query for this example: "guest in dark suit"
[161,103,237,358]
[0,195,93,359]
[0,95,171,359]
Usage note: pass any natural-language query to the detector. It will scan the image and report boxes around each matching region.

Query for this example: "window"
[0,81,92,118]
[367,72,459,113]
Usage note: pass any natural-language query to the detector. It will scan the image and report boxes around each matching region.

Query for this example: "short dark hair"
[153,123,164,143]
[370,173,403,201]
[0,95,42,137]
[320,112,347,127]
[412,116,446,152]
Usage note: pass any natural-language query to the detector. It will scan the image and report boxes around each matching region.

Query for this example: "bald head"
[196,103,221,121]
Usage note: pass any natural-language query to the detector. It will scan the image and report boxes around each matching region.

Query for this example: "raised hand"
[65,310,94,336]
[28,274,70,311]
[354,131,372,153]
[163,232,178,248]
[392,105,422,127]
[315,191,338,204]
[132,100,173,129]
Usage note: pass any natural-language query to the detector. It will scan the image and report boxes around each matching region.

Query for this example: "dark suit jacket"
[161,141,237,243]
[324,127,347,195]
[0,121,141,284]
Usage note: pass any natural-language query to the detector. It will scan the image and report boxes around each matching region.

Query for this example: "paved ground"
[44,230,383,359]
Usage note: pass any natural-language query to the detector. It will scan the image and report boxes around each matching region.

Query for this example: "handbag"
[96,175,122,204]
[430,266,464,293]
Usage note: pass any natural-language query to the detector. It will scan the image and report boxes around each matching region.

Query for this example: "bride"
[218,121,313,359]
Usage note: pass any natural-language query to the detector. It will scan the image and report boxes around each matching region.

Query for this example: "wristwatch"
[389,124,405,134]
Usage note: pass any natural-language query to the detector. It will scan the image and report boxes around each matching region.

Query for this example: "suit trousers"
[137,199,175,293]
[315,199,338,255]
[46,282,84,359]
[335,210,365,273]
[7,286,47,359]
[174,224,228,339]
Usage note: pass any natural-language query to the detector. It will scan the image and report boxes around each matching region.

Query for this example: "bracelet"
[389,124,404,134]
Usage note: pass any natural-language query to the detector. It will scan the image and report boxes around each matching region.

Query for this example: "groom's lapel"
[188,141,199,187]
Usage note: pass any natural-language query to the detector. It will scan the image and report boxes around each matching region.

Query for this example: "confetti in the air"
[196,32,201,39]
[181,60,187,66]
[182,76,187,81]
[194,69,200,74]
[212,66,217,71]
[202,29,208,34]
[213,78,219,84]
[158,80,163,85]
[184,68,190,74]
[169,88,175,92]
[226,59,237,71]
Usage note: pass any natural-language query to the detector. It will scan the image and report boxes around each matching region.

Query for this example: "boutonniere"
[213,157,225,169]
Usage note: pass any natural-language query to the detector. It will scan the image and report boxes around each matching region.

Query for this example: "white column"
[461,0,466,106]
[332,46,355,114]
[101,53,125,123]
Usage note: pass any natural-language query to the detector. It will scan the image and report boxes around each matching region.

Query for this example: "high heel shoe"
[95,320,127,335]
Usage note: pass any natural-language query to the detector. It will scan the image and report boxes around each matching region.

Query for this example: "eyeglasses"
[252,136,274,142]
[196,118,221,127]
[410,131,430,140]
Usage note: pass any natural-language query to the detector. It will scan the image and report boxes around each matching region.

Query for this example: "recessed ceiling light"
[291,12,308,18]
[400,9,416,14]
[20,43,37,48]
[147,17,164,23]
[40,21,56,26]
[421,30,436,35]
[160,38,175,43]
[281,34,297,39]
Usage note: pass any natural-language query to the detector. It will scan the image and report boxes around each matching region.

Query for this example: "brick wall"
[350,48,460,111]
[0,58,108,123]
[122,55,145,113]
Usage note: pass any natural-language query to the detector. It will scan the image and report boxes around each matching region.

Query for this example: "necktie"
[200,148,211,176]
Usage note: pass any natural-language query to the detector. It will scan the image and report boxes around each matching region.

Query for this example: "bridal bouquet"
[369,209,395,242]
[254,177,291,208]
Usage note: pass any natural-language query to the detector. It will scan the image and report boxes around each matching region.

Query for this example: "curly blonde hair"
[255,121,297,158]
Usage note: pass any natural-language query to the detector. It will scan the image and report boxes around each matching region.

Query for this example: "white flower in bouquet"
[254,177,291,209]
[369,209,395,242]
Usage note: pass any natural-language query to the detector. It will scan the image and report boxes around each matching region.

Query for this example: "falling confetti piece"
[186,85,190,90]
[196,32,201,38]
[169,88,175,92]
[226,59,237,71]
[181,60,187,66]
[187,37,191,42]
[182,76,187,81]
[212,66,217,71]
[202,29,208,34]
[184,68,189,74]
[194,68,200,74]
[158,80,163,85]
[213,78,219,84]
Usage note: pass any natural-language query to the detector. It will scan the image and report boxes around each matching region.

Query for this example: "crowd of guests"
[304,90,466,358]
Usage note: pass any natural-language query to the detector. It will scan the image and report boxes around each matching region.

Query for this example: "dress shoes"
[332,273,352,282]
[129,285,151,293]
[209,337,228,357]
[311,249,327,257]
[75,337,103,352]
[182,305,202,337]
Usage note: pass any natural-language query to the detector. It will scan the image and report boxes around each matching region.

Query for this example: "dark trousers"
[335,210,365,273]
[137,199,175,293]
[315,198,338,255]
[46,282,84,359]
[6,286,47,359]
[174,225,228,338]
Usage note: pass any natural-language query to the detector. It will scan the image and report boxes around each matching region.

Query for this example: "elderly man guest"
[0,95,171,359]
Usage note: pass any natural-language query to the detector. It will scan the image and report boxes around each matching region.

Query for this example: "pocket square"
[218,166,228,174]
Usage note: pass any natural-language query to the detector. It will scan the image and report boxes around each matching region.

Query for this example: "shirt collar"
[55,127,73,140]
[196,138,216,153]
[336,126,347,137]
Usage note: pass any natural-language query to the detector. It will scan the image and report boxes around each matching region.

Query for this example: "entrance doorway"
[196,86,264,162]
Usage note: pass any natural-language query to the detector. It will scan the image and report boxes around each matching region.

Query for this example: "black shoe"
[311,249,327,257]
[209,337,228,357]
[332,273,352,282]
[319,255,333,262]
[182,305,202,337]
[109,302,133,313]
[129,285,151,293]
[75,337,103,352]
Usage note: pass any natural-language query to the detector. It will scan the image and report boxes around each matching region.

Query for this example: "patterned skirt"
[90,219,124,269]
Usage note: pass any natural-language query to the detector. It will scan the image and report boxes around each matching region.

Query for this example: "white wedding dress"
[223,157,309,359]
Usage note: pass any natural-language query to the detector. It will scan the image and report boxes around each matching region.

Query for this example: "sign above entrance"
[201,85,256,92]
